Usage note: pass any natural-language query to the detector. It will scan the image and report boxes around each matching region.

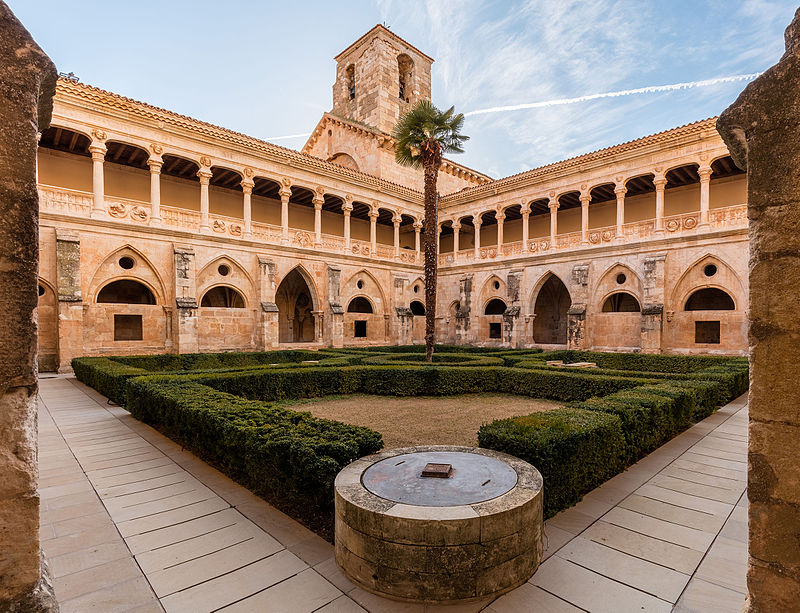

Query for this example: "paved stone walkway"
[38,376,748,612]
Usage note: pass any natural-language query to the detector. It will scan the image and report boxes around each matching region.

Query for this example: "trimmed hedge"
[71,347,749,532]
[478,409,624,517]
[125,376,382,528]
[361,353,505,367]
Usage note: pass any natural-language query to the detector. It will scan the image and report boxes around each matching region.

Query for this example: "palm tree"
[393,101,468,362]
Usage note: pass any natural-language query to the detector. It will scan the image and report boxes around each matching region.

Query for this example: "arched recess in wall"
[397,53,414,102]
[347,296,374,313]
[671,254,745,312]
[479,274,506,308]
[200,286,246,308]
[531,273,571,344]
[88,245,166,305]
[37,278,59,372]
[594,263,642,311]
[196,255,254,307]
[410,300,425,316]
[602,292,641,312]
[341,269,387,315]
[484,298,507,315]
[684,288,736,311]
[275,266,319,343]
[97,280,156,304]
[328,152,359,171]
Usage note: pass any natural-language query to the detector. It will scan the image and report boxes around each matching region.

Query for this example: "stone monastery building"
[37,25,748,372]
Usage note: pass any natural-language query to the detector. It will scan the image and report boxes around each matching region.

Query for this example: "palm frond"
[392,100,469,167]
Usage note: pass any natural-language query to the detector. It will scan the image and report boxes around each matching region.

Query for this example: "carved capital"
[150,143,163,155]
[615,185,628,196]
[413,221,423,230]
[197,169,213,183]
[92,128,107,142]
[496,213,506,222]
[241,179,254,194]
[147,158,163,172]
[89,142,106,159]
[341,201,353,213]
[697,165,713,180]
[313,195,325,209]
[279,187,292,200]
[368,210,380,220]
[243,166,254,178]
[392,214,402,225]
[653,174,668,187]
[199,155,212,167]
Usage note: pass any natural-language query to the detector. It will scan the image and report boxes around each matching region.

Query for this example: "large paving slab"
[39,376,748,612]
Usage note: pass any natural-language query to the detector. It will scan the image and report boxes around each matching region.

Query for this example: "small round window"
[119,256,135,270]
[218,264,230,276]
[38,284,45,297]
[357,280,364,289]
[493,280,500,290]
[616,273,626,285]
[704,264,718,277]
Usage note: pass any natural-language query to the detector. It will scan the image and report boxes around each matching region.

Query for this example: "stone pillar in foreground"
[173,246,199,353]
[640,254,666,354]
[567,264,589,349]
[717,8,800,611]
[258,256,279,350]
[327,266,344,348]
[0,3,58,610]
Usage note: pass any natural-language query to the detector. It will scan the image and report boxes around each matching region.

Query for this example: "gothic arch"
[594,263,642,311]
[277,264,320,312]
[341,269,387,314]
[196,255,254,305]
[200,284,247,308]
[529,272,572,344]
[88,245,166,304]
[670,254,745,312]
[479,274,506,305]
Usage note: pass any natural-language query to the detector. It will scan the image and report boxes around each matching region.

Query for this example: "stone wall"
[0,2,58,610]
[718,8,800,610]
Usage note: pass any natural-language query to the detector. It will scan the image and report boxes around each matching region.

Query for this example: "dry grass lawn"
[287,393,561,448]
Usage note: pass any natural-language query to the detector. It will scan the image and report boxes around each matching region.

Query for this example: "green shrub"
[536,350,735,373]
[72,357,148,405]
[361,353,505,367]
[125,376,382,525]
[478,408,624,517]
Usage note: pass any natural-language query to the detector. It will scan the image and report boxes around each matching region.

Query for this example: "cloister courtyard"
[2,2,800,612]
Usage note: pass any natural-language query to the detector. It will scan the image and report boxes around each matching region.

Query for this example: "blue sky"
[9,0,796,178]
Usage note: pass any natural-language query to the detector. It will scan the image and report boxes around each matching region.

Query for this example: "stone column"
[473,214,482,258]
[55,230,83,372]
[342,199,352,252]
[413,221,422,258]
[369,208,378,254]
[654,173,667,233]
[241,179,254,238]
[496,212,505,249]
[173,246,199,353]
[452,222,461,257]
[313,191,325,248]
[698,164,712,227]
[0,5,58,608]
[327,266,344,348]
[505,270,523,348]
[615,182,627,239]
[717,11,800,608]
[393,275,412,345]
[392,214,401,258]
[147,155,163,225]
[89,137,107,218]
[580,192,590,244]
[640,254,666,353]
[197,167,212,232]
[257,256,278,349]
[521,205,530,252]
[456,275,473,344]
[548,197,559,247]
[279,184,291,245]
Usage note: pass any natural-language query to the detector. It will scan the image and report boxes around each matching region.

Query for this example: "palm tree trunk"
[422,157,439,362]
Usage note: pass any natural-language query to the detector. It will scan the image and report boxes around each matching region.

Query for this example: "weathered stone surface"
[0,1,57,610]
[717,7,800,611]
[334,445,542,603]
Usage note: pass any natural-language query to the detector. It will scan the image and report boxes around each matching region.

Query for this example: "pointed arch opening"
[533,275,571,344]
[276,267,318,343]
[484,298,507,315]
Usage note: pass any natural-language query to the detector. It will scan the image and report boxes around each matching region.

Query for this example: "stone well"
[334,445,543,603]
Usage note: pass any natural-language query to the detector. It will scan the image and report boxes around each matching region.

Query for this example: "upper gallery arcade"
[35,25,748,371]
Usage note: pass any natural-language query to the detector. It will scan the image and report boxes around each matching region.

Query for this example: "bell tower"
[331,25,433,134]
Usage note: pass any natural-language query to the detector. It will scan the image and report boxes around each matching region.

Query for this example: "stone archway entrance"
[533,275,571,344]
[276,268,318,343]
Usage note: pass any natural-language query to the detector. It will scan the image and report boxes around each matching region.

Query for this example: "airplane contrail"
[265,73,761,140]
[265,132,311,141]
[463,73,761,117]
